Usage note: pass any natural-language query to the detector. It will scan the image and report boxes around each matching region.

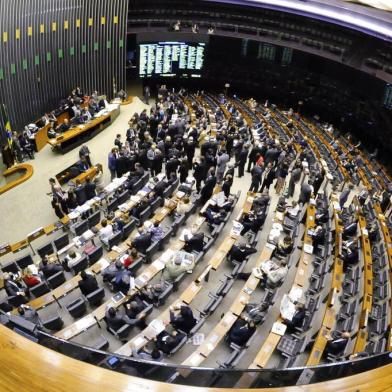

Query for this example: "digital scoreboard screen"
[139,42,206,78]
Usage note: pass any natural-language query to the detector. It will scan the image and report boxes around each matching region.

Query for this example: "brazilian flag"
[0,103,12,147]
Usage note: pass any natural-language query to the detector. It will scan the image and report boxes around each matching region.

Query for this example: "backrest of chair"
[131,179,143,194]
[108,231,122,250]
[88,210,101,228]
[87,245,103,265]
[151,197,163,213]
[117,190,130,205]
[54,233,70,251]
[15,254,34,270]
[30,282,50,297]
[140,206,152,224]
[2,261,19,274]
[122,219,137,240]
[37,242,54,259]
[141,172,150,186]
[107,198,119,214]
[47,270,66,289]
[162,186,172,199]
[72,255,88,275]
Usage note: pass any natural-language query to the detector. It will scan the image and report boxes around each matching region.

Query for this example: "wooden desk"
[252,332,282,369]
[0,163,34,195]
[48,105,120,153]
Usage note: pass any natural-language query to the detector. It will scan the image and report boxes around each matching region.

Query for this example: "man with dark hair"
[78,270,99,296]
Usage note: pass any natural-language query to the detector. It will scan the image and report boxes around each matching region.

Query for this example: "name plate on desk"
[27,227,45,242]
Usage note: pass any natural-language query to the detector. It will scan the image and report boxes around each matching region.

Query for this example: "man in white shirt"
[65,251,81,269]
[99,219,114,245]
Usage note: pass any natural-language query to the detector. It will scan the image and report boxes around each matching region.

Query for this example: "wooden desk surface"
[48,106,119,147]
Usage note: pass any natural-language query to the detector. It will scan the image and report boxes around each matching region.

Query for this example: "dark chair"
[88,210,101,228]
[139,206,152,224]
[92,335,109,351]
[117,190,130,205]
[128,257,143,274]
[86,287,105,306]
[71,255,89,276]
[66,297,87,318]
[47,270,66,289]
[87,245,103,265]
[107,231,122,251]
[131,179,143,195]
[53,233,70,252]
[1,261,19,274]
[106,321,132,341]
[37,242,54,259]
[162,185,172,199]
[141,172,150,186]
[151,196,163,213]
[159,228,172,250]
[30,282,51,297]
[122,219,137,240]
[42,314,64,331]
[173,272,186,292]
[155,281,174,307]
[107,197,119,214]
[145,240,161,263]
[15,255,34,270]
[168,333,187,356]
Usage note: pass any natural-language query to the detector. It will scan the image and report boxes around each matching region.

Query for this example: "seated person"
[17,305,41,325]
[184,232,205,253]
[343,221,358,239]
[3,273,29,304]
[132,229,152,254]
[283,302,306,331]
[324,331,350,357]
[240,208,266,235]
[57,118,70,133]
[315,210,328,225]
[78,270,99,296]
[132,348,163,362]
[341,240,359,271]
[153,177,168,198]
[124,296,145,319]
[275,235,294,257]
[99,219,114,245]
[227,317,256,346]
[112,269,133,294]
[162,251,195,283]
[131,197,149,219]
[102,260,125,282]
[229,243,257,263]
[139,282,166,305]
[155,330,186,355]
[312,225,325,248]
[265,259,288,287]
[39,257,64,279]
[253,190,270,209]
[22,267,41,288]
[204,207,226,226]
[244,302,269,325]
[122,248,139,268]
[176,197,192,216]
[169,304,197,333]
[148,221,164,243]
[105,306,140,330]
[64,250,81,270]
[286,200,300,218]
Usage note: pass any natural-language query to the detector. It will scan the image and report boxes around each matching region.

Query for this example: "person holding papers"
[282,302,306,332]
[265,259,288,288]
[275,235,294,257]
[227,317,256,346]
[169,304,197,333]
[162,251,195,283]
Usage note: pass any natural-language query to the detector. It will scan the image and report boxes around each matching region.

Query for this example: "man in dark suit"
[3,273,28,304]
[39,259,64,279]
[227,317,255,346]
[74,181,87,206]
[84,178,96,200]
[184,233,204,253]
[78,270,99,296]
[325,331,350,356]
[105,306,138,330]
[237,145,249,178]
[78,157,89,173]
[132,231,152,254]
[283,303,306,331]
[114,134,122,149]
[200,173,216,205]
[229,243,257,263]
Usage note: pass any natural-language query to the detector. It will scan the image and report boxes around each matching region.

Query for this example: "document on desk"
[280,294,296,321]
[303,244,314,254]
[179,229,193,242]
[153,259,165,271]
[271,321,287,336]
[260,259,277,274]
[149,319,166,335]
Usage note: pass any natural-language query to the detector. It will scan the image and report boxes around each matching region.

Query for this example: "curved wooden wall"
[0,163,34,195]
[0,324,391,392]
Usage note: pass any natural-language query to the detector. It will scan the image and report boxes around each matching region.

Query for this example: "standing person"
[179,159,189,184]
[275,161,289,194]
[108,148,117,181]
[298,180,313,205]
[249,163,262,193]
[237,145,248,178]
[222,174,233,198]
[114,134,122,149]
[200,170,217,205]
[259,163,276,193]
[288,163,302,198]
[79,145,92,167]
[193,157,207,193]
[185,136,196,167]
[152,148,163,175]
[216,149,230,183]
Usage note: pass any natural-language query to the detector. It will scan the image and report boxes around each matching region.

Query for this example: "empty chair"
[159,228,172,250]
[105,321,132,341]
[92,335,109,351]
[87,245,104,265]
[173,272,186,292]
[15,254,34,270]
[203,236,215,252]
[37,242,54,259]
[122,219,137,240]
[30,282,51,297]
[107,198,119,214]
[107,231,122,251]
[71,255,89,276]
[162,185,172,199]
[1,261,19,274]
[117,190,130,205]
[47,270,66,289]
[155,281,174,307]
[54,234,70,252]
[42,314,64,331]
[72,220,89,237]
[202,293,223,316]
[66,297,87,318]
[139,206,152,224]
[88,210,101,228]
[131,179,143,195]
[151,196,163,213]
[145,240,161,263]
[141,172,150,186]
[86,287,105,306]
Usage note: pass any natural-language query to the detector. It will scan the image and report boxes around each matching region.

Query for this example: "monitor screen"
[139,42,206,78]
